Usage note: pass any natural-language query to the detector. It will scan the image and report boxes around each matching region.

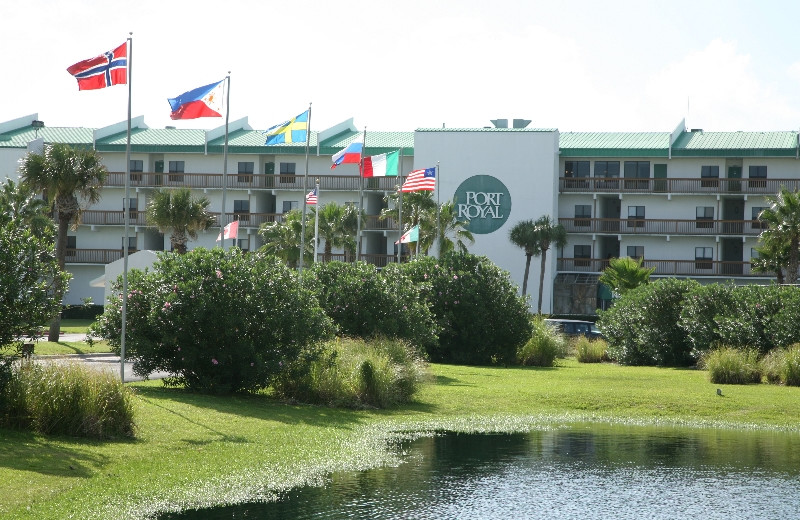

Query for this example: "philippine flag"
[67,42,127,90]
[331,138,363,169]
[168,80,225,120]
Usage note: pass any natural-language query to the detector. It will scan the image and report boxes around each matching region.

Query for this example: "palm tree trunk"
[522,254,532,296]
[48,215,69,342]
[789,237,799,285]
[537,250,547,314]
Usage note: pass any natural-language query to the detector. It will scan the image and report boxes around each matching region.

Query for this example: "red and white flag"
[401,167,436,192]
[216,220,239,241]
[67,42,128,90]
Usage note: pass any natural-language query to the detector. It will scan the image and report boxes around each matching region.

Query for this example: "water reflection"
[161,424,800,519]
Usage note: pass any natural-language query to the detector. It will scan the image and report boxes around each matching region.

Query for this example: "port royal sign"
[453,175,511,234]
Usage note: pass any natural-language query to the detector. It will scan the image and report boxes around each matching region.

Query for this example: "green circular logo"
[453,175,511,234]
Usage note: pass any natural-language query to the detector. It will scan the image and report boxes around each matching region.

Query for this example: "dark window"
[594,161,620,178]
[124,198,138,221]
[749,165,767,188]
[627,206,645,228]
[627,246,644,259]
[279,162,297,184]
[624,161,650,189]
[168,160,185,183]
[574,244,591,267]
[574,205,591,227]
[66,235,77,256]
[751,206,768,229]
[234,200,250,223]
[122,236,137,251]
[282,201,298,213]
[695,247,713,270]
[565,161,590,178]
[696,206,714,229]
[130,160,143,182]
[701,165,719,187]
[238,161,254,183]
[237,238,249,251]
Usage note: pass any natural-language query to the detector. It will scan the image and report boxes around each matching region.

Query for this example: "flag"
[167,80,225,120]
[306,188,318,205]
[264,110,309,145]
[67,42,127,90]
[331,138,363,169]
[401,167,436,192]
[395,225,419,244]
[362,151,399,178]
[216,220,239,241]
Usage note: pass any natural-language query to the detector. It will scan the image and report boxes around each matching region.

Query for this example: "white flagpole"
[436,161,441,258]
[121,32,133,383]
[299,102,312,272]
[314,178,320,263]
[356,127,366,261]
[220,73,231,249]
[397,148,404,264]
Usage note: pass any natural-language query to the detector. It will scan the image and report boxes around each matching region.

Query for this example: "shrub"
[702,347,762,385]
[273,337,429,408]
[679,283,736,358]
[0,362,134,438]
[305,261,437,351]
[575,337,608,363]
[713,285,783,354]
[517,318,565,367]
[760,348,785,384]
[94,248,334,393]
[760,344,800,386]
[399,253,532,365]
[599,278,699,366]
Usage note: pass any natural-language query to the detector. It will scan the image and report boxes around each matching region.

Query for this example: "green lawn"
[2,359,799,519]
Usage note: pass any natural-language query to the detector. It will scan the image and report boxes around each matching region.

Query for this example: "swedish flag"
[264,110,309,145]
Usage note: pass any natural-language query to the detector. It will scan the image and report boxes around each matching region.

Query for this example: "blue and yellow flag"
[264,110,309,145]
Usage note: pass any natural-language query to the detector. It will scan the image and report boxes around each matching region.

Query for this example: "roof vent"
[513,119,531,129]
[490,119,508,128]
[165,126,176,130]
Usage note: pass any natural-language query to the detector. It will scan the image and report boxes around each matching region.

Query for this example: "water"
[161,424,800,519]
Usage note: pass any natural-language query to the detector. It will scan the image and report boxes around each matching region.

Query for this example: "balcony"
[65,248,132,264]
[557,258,772,277]
[81,210,147,226]
[105,172,402,192]
[559,177,800,195]
[560,218,766,236]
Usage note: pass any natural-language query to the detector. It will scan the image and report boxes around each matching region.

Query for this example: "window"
[627,206,645,228]
[282,201,298,213]
[238,161,254,183]
[695,247,713,270]
[564,161,590,189]
[168,160,184,183]
[751,248,760,260]
[130,159,143,182]
[237,238,249,251]
[124,198,138,221]
[624,161,650,189]
[234,199,250,224]
[749,165,767,188]
[696,206,714,229]
[594,161,620,178]
[66,235,77,257]
[122,236,137,251]
[751,206,768,230]
[279,162,297,184]
[627,246,644,259]
[574,245,591,267]
[574,205,592,227]
[701,165,719,187]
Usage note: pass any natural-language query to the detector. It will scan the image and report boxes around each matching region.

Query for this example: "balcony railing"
[557,258,773,277]
[65,248,131,264]
[81,210,147,226]
[559,177,800,195]
[559,218,767,236]
[105,172,403,191]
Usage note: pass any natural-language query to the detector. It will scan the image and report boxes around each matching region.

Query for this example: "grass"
[2,359,800,519]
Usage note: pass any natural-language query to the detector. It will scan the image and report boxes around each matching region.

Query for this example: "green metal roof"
[670,130,798,157]
[416,127,558,132]
[0,126,93,148]
[559,132,670,157]
[96,128,206,153]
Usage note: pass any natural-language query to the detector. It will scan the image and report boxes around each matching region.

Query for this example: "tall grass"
[0,361,135,438]
[517,317,566,367]
[274,337,430,408]
[761,344,800,386]
[575,337,609,363]
[702,347,762,385]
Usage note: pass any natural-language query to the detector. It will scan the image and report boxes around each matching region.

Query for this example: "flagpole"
[120,32,133,383]
[314,178,320,263]
[397,148,404,264]
[436,161,441,258]
[356,127,367,262]
[220,73,231,250]
[299,102,312,272]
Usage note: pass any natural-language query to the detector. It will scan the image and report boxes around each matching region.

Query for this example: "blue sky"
[4,0,800,133]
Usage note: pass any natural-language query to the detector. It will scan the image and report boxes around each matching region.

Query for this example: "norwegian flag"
[67,42,127,90]
[305,188,318,205]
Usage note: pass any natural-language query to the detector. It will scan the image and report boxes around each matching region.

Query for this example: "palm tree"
[431,199,474,256]
[510,215,567,313]
[759,186,800,285]
[0,178,53,237]
[753,226,789,284]
[145,188,215,254]
[598,256,656,297]
[18,143,107,341]
[316,202,358,262]
[382,190,437,258]
[258,209,312,268]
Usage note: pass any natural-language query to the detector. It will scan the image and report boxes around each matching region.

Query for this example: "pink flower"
[250,362,254,367]
[453,275,458,280]
[216,269,223,279]
[212,358,219,365]
[163,302,171,309]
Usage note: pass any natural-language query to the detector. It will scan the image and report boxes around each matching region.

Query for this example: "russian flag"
[168,80,225,120]
[331,138,363,169]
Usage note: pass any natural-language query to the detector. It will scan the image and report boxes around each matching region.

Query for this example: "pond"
[160,423,800,519]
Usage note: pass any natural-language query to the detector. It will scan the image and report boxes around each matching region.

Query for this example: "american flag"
[400,167,436,192]
[305,188,318,205]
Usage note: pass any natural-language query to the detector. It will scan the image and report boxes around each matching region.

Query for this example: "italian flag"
[362,150,399,177]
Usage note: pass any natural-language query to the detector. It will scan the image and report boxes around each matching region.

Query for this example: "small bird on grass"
[717,388,723,396]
